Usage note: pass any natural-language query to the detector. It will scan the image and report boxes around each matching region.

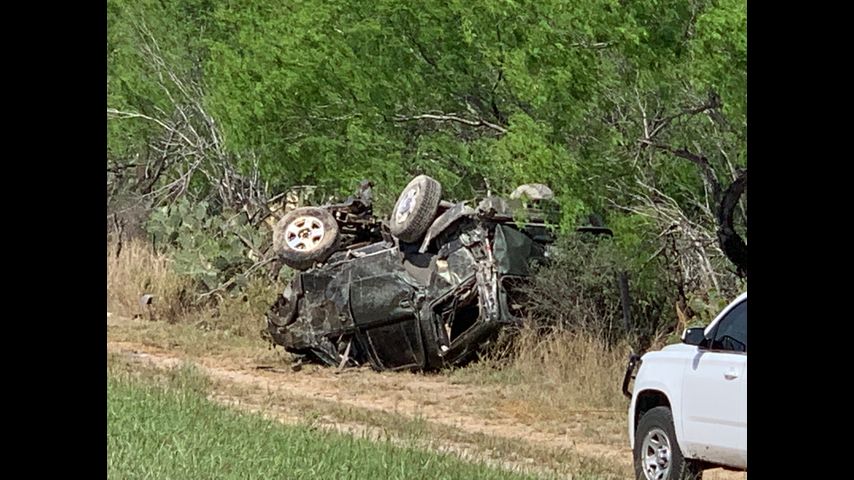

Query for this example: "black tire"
[388,175,442,243]
[272,207,339,271]
[634,406,703,480]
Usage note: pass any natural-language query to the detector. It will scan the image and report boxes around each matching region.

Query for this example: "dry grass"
[453,328,633,422]
[108,240,193,321]
[108,316,286,364]
[194,277,280,338]
[107,240,281,340]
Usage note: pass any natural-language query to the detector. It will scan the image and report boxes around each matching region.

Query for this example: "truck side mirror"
[682,327,707,347]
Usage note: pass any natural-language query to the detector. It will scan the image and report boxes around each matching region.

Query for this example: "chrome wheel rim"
[395,186,420,223]
[285,216,325,251]
[641,427,672,480]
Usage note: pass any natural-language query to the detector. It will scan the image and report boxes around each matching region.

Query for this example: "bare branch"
[635,84,649,141]
[640,141,722,203]
[569,41,613,49]
[610,177,728,295]
[642,92,722,142]
[394,113,508,134]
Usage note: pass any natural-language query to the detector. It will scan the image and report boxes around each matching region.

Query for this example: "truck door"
[347,248,424,370]
[681,300,747,469]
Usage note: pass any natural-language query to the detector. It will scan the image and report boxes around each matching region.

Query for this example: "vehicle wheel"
[388,175,442,243]
[272,207,339,271]
[634,406,703,480]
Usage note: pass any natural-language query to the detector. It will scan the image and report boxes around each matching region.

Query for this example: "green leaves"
[110,0,746,295]
[109,0,746,200]
[146,199,268,293]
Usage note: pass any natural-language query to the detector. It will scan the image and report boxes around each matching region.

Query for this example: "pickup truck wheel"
[272,207,339,271]
[634,406,703,480]
[388,175,442,243]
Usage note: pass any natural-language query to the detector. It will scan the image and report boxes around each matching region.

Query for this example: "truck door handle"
[724,370,739,380]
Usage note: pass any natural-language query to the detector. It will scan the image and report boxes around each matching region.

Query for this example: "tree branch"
[569,41,613,49]
[394,113,508,134]
[644,92,722,141]
[716,169,748,278]
[641,141,722,203]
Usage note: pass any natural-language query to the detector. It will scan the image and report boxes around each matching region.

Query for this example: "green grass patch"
[108,364,544,480]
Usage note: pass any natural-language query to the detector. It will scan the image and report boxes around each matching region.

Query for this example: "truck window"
[709,300,747,353]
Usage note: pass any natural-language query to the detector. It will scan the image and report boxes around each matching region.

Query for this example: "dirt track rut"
[108,338,745,479]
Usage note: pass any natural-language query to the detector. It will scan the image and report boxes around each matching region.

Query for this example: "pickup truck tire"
[389,175,442,243]
[273,207,339,271]
[634,406,703,480]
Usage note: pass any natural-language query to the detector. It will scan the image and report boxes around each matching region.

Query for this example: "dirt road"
[107,317,744,479]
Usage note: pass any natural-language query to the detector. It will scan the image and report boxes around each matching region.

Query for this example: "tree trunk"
[716,169,748,278]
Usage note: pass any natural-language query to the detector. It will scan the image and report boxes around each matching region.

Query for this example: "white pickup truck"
[622,292,747,480]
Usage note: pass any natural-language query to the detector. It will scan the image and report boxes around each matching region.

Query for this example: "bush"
[146,198,273,294]
[521,231,676,349]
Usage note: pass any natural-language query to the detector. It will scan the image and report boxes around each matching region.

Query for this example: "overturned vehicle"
[265,176,596,371]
